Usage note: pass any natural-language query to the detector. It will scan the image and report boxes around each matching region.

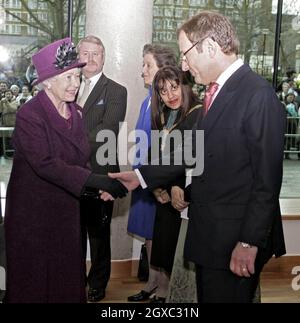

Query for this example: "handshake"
[83,171,140,201]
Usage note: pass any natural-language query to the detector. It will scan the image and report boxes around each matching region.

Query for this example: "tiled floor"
[101,273,300,303]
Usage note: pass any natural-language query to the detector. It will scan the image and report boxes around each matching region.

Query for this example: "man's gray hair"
[77,35,105,53]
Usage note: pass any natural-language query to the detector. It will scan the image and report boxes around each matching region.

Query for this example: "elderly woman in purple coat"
[4,38,127,303]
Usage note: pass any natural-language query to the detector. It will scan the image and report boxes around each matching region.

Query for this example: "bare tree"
[2,0,85,43]
[212,0,274,66]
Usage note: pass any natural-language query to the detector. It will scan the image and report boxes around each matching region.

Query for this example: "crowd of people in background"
[0,81,39,157]
[0,81,39,127]
[276,69,300,159]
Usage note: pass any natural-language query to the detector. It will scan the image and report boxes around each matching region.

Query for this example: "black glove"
[82,174,128,199]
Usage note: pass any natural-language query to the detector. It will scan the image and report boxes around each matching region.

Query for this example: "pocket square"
[96,99,104,106]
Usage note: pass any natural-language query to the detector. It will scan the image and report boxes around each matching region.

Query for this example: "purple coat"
[4,91,91,303]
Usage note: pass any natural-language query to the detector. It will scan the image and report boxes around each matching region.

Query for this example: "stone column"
[85,0,153,261]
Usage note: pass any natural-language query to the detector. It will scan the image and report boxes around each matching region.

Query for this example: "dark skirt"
[150,202,181,274]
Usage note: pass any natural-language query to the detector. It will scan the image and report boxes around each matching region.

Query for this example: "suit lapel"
[200,64,251,136]
[83,74,108,115]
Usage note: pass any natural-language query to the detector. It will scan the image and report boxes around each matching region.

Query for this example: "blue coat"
[4,91,91,303]
[127,89,156,239]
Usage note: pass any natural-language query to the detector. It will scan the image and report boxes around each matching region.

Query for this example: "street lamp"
[261,28,270,76]
[67,0,73,38]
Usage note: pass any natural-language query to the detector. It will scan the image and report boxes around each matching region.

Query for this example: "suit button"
[207,152,213,158]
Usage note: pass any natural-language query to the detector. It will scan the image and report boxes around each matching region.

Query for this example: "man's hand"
[229,242,258,277]
[171,186,189,212]
[108,171,140,192]
[83,175,127,200]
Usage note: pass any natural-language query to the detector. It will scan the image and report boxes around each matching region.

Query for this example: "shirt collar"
[83,71,102,87]
[216,58,244,87]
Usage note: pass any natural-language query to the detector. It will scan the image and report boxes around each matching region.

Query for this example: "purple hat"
[32,37,85,85]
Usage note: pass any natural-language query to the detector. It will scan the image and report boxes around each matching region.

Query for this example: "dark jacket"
[82,74,127,175]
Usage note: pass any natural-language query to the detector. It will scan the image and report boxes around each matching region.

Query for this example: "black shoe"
[88,288,106,302]
[150,296,166,303]
[128,286,157,302]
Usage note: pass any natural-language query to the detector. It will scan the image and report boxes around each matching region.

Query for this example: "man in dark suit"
[77,35,127,302]
[108,11,286,303]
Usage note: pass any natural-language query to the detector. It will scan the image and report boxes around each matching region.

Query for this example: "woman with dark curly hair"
[148,65,202,302]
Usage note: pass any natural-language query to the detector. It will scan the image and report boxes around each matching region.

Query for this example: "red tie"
[203,82,219,115]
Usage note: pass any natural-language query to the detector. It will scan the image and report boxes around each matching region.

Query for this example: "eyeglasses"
[179,41,199,63]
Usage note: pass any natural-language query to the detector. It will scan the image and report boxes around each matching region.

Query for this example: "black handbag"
[137,243,149,281]
[80,188,112,226]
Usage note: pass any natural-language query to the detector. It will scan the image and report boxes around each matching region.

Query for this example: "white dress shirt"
[78,72,103,99]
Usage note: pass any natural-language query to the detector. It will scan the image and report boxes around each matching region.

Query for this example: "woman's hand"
[153,188,171,204]
[99,190,115,201]
[171,186,189,211]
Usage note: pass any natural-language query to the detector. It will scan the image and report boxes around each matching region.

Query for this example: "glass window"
[153,18,162,29]
[153,0,299,83]
[152,0,300,200]
[189,0,207,7]
[153,6,164,17]
[277,0,300,198]
[164,8,174,17]
[175,8,183,18]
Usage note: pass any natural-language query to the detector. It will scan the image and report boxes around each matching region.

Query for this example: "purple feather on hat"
[54,41,78,70]
[32,37,86,85]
